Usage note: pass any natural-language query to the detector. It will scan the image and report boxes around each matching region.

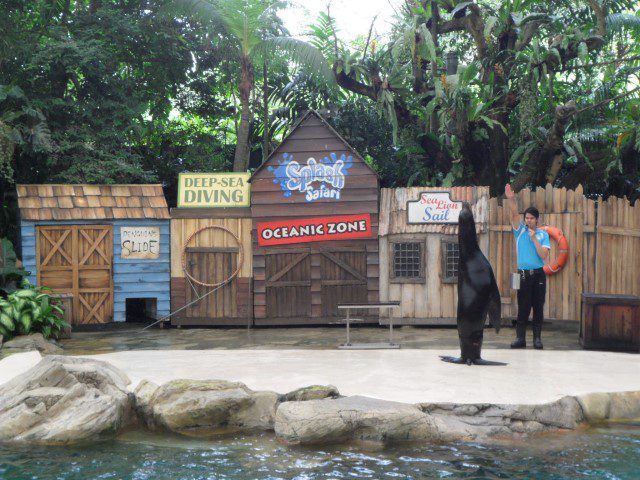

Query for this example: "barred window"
[442,240,459,283]
[391,242,424,282]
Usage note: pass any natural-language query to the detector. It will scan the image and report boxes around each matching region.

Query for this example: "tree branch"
[515,20,546,51]
[463,3,488,59]
[588,0,607,37]
[438,17,466,34]
[333,70,377,101]
[512,100,577,190]
[563,54,640,71]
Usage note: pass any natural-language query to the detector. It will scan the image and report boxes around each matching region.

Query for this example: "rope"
[141,225,244,331]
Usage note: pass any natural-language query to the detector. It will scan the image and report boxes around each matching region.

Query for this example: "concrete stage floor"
[2,348,638,405]
[60,322,582,354]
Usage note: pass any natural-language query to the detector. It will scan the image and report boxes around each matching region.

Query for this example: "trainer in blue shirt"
[505,184,551,350]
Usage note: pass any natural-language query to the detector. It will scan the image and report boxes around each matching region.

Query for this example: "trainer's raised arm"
[504,184,520,230]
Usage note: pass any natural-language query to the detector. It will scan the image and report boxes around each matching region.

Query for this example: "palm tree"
[168,0,333,172]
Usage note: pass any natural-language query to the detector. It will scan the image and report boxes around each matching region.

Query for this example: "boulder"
[134,379,279,436]
[0,333,63,358]
[282,385,340,402]
[0,355,132,444]
[420,396,585,440]
[275,395,442,445]
[577,391,640,423]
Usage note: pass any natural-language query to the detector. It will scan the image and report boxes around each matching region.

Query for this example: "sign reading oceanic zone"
[267,152,353,202]
[178,173,250,207]
[407,192,463,224]
[120,226,160,259]
[257,214,372,246]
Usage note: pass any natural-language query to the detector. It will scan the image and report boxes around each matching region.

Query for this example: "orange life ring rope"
[540,226,569,275]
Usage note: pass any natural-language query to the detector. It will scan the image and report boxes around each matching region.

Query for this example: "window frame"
[388,235,426,284]
[441,236,459,284]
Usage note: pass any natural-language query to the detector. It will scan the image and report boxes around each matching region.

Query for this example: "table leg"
[346,308,351,345]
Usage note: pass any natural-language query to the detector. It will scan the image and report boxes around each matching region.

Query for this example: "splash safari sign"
[267,152,353,202]
[407,191,463,224]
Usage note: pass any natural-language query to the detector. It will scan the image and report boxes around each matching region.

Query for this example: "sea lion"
[441,202,505,366]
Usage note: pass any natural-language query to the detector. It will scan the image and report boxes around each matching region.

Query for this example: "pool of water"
[1,425,639,479]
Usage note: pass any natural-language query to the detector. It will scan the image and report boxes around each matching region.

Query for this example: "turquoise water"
[1,425,639,479]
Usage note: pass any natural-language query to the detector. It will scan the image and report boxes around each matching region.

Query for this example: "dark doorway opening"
[126,298,157,323]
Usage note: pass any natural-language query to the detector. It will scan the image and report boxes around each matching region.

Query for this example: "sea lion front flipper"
[440,355,466,364]
[472,358,507,366]
[488,276,502,333]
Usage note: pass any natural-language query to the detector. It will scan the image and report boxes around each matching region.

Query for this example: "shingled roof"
[16,184,170,221]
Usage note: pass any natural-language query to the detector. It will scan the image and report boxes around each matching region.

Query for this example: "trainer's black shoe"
[510,338,526,349]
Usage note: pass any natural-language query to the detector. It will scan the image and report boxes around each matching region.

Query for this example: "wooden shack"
[378,186,489,325]
[170,173,253,326]
[17,184,170,324]
[250,111,380,325]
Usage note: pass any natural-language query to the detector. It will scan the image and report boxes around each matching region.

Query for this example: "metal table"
[336,302,401,349]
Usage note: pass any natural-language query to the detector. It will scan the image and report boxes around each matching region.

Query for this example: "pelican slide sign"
[267,152,353,202]
[120,226,160,259]
[407,191,463,224]
[257,214,372,246]
[178,172,251,207]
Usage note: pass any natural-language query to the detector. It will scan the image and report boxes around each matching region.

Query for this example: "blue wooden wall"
[20,219,170,322]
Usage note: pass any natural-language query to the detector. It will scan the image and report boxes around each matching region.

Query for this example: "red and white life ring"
[540,226,569,275]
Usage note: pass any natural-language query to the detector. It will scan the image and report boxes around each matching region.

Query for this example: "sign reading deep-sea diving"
[407,192,463,224]
[267,152,353,202]
[178,173,250,207]
[120,226,160,259]
[257,214,372,246]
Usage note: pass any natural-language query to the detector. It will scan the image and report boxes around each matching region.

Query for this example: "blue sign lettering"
[268,153,353,202]
[423,207,451,222]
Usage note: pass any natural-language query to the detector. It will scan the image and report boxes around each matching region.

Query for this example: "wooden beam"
[267,252,309,283]
[320,250,367,282]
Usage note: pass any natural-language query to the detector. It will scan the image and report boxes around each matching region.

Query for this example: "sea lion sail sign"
[407,192,463,224]
[441,202,505,366]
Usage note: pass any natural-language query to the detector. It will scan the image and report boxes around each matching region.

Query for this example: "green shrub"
[0,282,69,341]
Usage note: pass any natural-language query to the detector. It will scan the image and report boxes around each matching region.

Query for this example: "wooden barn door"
[184,247,238,324]
[37,225,113,324]
[319,247,368,318]
[265,249,311,321]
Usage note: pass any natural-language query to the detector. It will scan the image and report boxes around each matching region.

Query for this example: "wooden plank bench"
[335,302,401,349]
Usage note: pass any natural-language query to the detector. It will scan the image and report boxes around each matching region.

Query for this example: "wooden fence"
[488,184,639,322]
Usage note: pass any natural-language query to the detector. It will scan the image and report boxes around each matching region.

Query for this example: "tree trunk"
[233,55,254,172]
[261,61,269,163]
[512,100,577,191]
[429,1,439,133]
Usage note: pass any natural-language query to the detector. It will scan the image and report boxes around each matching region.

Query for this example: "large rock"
[577,391,640,423]
[0,356,132,444]
[282,385,340,402]
[0,333,62,358]
[420,396,585,440]
[134,379,279,436]
[275,395,442,445]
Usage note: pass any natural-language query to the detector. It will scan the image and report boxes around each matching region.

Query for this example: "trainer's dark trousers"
[515,268,546,339]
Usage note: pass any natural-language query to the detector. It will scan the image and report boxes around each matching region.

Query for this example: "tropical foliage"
[315,0,640,196]
[0,283,69,341]
[0,0,638,209]
[0,238,29,295]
